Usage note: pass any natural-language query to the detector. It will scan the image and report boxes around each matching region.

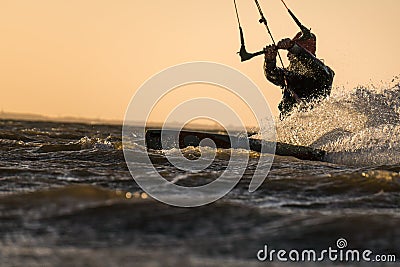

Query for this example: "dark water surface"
[0,119,399,266]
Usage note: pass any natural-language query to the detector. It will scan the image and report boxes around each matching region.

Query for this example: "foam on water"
[276,77,400,166]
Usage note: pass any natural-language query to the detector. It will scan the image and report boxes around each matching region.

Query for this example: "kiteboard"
[145,129,325,161]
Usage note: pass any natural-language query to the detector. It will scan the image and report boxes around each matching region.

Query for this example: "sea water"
[0,81,399,266]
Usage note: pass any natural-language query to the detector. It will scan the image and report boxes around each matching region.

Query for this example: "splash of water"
[275,76,400,166]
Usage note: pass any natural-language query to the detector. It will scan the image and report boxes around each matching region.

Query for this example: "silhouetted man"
[264,31,335,118]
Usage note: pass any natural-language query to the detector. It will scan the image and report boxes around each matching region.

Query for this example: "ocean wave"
[36,136,122,153]
[0,185,147,219]
[0,131,35,142]
[21,128,84,140]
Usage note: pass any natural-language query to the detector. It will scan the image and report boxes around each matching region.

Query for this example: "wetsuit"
[264,43,335,118]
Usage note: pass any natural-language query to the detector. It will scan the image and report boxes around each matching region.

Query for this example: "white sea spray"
[276,77,400,165]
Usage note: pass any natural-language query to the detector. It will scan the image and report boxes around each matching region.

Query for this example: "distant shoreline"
[0,111,122,126]
[0,111,254,132]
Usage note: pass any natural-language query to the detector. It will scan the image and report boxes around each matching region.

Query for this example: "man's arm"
[264,45,285,87]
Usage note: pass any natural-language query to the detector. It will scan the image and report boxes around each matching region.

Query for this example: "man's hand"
[277,38,294,50]
[264,45,277,60]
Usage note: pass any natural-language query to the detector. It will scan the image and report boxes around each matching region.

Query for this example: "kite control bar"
[238,27,264,62]
[234,0,312,62]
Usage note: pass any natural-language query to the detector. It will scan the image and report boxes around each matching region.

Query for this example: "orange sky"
[1,0,399,122]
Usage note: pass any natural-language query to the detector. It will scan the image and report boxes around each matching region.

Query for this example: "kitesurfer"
[264,31,335,118]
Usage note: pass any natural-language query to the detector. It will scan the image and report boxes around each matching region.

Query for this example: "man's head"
[292,31,317,56]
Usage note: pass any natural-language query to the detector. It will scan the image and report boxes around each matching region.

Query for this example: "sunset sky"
[1,0,399,123]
